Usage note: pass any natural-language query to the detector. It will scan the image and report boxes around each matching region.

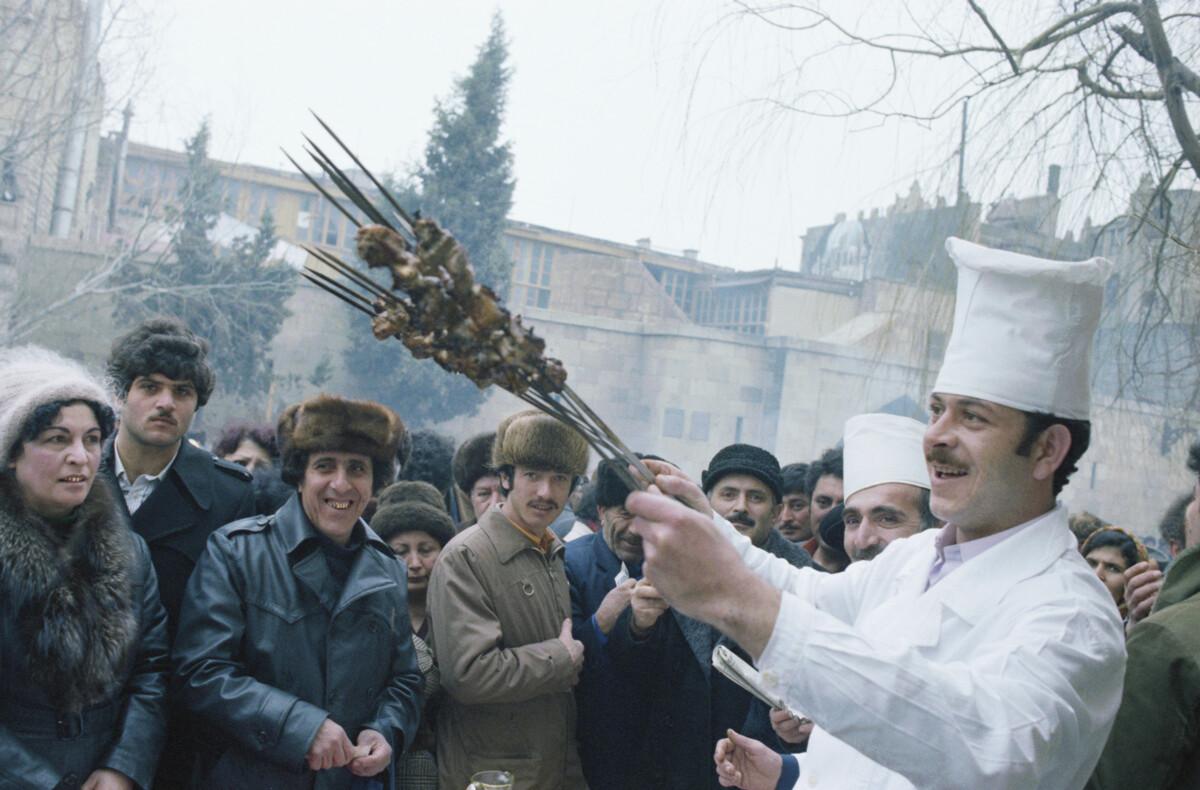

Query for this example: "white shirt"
[713,504,1126,790]
[114,446,179,514]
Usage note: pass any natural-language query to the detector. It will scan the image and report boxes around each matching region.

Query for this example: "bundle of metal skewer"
[285,115,656,494]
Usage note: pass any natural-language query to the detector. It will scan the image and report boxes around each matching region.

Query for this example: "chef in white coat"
[627,237,1128,790]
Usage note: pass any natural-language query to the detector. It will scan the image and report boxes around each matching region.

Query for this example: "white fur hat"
[843,414,930,500]
[932,237,1112,421]
[0,346,111,459]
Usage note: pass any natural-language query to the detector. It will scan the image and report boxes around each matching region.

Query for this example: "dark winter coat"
[173,493,424,790]
[99,438,255,639]
[99,437,255,790]
[607,528,811,789]
[564,531,651,790]
[0,474,170,790]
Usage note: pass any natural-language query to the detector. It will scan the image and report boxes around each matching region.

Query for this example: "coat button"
[368,622,378,633]
[61,773,78,788]
[257,730,268,745]
[808,775,819,787]
[663,715,673,727]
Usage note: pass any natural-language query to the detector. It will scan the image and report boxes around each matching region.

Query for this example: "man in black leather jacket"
[174,394,423,790]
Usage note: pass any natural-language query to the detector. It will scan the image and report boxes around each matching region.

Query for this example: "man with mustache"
[564,454,658,789]
[100,317,255,789]
[627,238,1126,790]
[841,413,940,564]
[428,410,590,790]
[775,463,811,542]
[605,444,811,789]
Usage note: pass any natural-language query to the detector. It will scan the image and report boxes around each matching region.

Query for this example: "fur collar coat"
[0,473,139,712]
[0,473,171,790]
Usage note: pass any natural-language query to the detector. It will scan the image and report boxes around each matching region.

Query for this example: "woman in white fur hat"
[0,346,170,790]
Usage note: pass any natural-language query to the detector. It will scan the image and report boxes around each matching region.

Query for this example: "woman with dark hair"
[370,501,456,790]
[213,421,278,474]
[0,347,170,790]
[1081,526,1149,618]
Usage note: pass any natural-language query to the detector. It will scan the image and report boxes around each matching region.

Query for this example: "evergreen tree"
[418,11,515,295]
[113,121,297,404]
[342,13,515,427]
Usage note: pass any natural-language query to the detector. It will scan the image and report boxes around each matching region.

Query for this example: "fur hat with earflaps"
[277,394,406,491]
[492,409,589,479]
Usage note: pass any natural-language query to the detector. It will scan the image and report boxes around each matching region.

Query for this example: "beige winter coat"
[428,505,588,790]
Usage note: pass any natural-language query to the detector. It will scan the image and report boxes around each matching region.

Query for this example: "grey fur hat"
[0,346,111,459]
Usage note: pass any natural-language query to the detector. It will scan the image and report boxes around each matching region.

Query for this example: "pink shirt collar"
[927,504,1061,588]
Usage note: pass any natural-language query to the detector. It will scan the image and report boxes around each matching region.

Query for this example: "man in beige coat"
[429,410,590,790]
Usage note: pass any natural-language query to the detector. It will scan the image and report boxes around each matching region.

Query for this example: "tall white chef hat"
[932,237,1112,421]
[843,413,929,500]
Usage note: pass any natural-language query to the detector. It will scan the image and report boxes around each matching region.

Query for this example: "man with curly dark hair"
[98,317,254,790]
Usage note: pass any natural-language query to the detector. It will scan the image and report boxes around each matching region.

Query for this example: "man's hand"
[306,718,356,771]
[628,489,780,658]
[769,708,813,746]
[80,769,132,790]
[348,728,392,777]
[630,579,670,637]
[558,618,585,683]
[595,578,637,635]
[640,458,712,517]
[1124,560,1162,633]
[714,729,783,790]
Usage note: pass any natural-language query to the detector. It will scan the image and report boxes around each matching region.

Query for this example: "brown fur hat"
[492,409,589,478]
[277,394,405,484]
[453,432,497,492]
[377,480,448,513]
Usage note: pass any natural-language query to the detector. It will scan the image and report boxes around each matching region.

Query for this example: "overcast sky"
[111,0,1082,271]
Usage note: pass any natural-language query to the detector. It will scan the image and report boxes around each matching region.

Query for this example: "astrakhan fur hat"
[277,394,405,485]
[492,409,589,478]
[0,346,112,460]
[453,432,497,492]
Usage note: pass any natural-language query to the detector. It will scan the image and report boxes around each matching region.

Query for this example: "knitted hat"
[595,454,664,508]
[701,444,783,502]
[277,394,404,479]
[491,409,589,478]
[0,346,112,460]
[453,432,497,492]
[377,480,448,513]
[370,501,456,548]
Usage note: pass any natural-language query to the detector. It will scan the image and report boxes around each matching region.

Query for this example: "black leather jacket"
[173,494,424,790]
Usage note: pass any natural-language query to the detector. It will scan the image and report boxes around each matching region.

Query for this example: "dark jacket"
[1088,543,1200,790]
[564,531,649,790]
[0,475,170,790]
[608,528,811,789]
[99,438,255,639]
[173,494,424,790]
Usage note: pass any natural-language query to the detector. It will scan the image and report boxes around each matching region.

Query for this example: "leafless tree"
[686,0,1200,420]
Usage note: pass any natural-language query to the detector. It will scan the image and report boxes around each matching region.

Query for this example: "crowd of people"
[2,235,1199,790]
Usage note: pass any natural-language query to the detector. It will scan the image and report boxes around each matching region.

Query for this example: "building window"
[663,408,684,438]
[511,238,554,308]
[690,412,711,442]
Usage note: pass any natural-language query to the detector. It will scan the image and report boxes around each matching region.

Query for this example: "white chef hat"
[932,237,1112,421]
[843,413,929,500]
